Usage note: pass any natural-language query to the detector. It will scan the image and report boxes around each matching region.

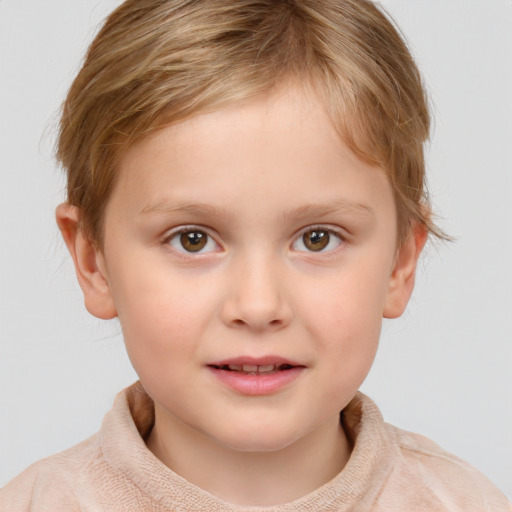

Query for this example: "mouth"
[208,363,297,375]
[206,357,305,394]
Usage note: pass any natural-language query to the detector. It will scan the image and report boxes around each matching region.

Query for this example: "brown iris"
[180,230,208,252]
[302,229,330,251]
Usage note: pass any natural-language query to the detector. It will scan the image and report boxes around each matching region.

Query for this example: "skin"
[57,83,427,506]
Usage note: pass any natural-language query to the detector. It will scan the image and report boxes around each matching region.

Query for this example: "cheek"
[297,261,389,366]
[112,255,211,327]
[108,265,218,371]
[308,288,382,407]
[303,268,388,332]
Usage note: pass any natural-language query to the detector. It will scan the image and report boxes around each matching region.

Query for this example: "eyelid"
[291,224,346,253]
[162,225,222,254]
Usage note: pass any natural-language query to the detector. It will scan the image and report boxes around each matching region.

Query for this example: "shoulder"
[0,434,100,512]
[383,423,511,511]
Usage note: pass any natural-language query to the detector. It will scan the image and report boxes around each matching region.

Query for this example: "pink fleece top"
[1,382,510,511]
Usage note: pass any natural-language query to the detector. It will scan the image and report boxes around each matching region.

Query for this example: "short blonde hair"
[57,0,446,245]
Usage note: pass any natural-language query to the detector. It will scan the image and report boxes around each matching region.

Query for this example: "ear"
[383,224,428,319]
[56,204,117,320]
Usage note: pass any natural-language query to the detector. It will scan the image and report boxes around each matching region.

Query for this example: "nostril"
[230,318,283,329]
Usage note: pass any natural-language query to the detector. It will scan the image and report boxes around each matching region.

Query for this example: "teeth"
[224,364,278,373]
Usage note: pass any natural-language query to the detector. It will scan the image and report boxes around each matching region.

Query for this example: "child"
[1,0,510,510]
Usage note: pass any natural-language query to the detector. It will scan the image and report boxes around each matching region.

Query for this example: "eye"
[292,227,343,253]
[167,228,218,254]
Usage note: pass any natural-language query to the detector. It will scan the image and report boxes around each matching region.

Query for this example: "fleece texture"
[1,382,510,511]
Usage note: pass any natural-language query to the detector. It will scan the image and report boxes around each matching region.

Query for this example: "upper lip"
[207,356,304,368]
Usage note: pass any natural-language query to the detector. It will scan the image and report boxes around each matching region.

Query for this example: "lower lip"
[207,367,305,395]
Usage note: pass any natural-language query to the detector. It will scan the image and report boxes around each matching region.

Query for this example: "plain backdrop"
[0,0,511,498]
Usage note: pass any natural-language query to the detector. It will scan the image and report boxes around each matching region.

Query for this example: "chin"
[224,438,297,454]
[212,424,304,454]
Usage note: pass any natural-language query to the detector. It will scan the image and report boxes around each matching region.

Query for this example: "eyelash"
[163,226,221,256]
[292,225,345,254]
[162,225,345,256]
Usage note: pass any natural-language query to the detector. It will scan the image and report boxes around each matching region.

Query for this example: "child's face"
[66,83,423,453]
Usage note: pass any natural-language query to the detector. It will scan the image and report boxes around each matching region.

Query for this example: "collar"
[101,382,396,511]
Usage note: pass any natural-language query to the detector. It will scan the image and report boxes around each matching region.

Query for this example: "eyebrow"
[281,199,375,222]
[140,198,374,221]
[140,200,231,218]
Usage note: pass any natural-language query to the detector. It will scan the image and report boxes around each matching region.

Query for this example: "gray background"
[1,0,511,498]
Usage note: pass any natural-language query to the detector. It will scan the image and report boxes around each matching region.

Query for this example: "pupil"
[305,230,329,251]
[181,231,207,252]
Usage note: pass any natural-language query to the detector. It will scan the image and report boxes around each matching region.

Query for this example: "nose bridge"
[221,247,292,331]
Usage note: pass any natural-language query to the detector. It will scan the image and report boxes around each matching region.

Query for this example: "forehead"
[108,83,396,230]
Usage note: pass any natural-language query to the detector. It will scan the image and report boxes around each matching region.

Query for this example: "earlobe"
[56,204,117,320]
[383,224,428,319]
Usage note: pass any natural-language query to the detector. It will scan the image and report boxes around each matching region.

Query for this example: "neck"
[146,406,352,506]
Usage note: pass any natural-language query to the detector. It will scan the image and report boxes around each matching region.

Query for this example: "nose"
[220,253,293,332]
